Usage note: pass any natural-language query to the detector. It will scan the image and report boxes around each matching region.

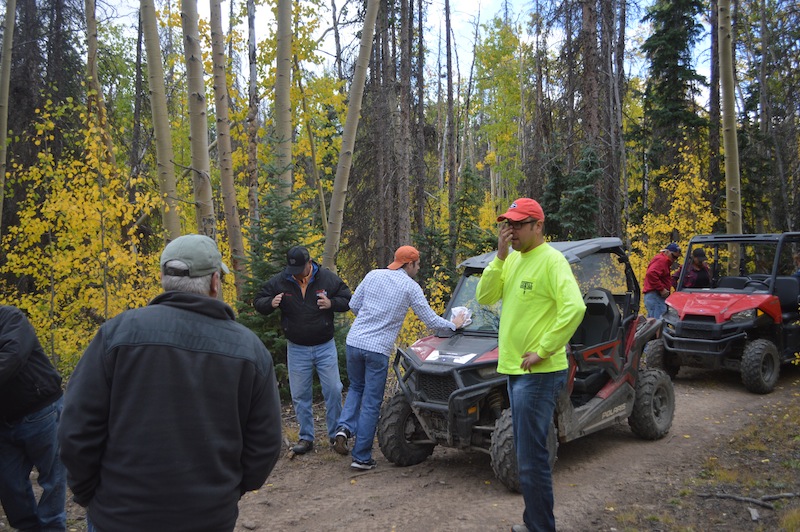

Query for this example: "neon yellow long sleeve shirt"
[475,243,586,375]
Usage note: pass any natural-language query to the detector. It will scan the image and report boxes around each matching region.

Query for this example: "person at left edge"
[58,234,283,532]
[0,305,67,532]
[254,246,352,455]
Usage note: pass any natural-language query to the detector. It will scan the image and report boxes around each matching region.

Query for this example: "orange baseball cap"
[387,245,420,270]
[497,198,545,222]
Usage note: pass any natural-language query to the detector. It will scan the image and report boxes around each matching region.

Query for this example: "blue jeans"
[644,291,667,319]
[0,397,67,532]
[287,339,343,441]
[337,345,389,463]
[508,371,567,532]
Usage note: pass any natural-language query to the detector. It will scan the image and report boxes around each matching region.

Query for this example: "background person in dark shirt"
[0,305,66,532]
[672,247,711,289]
[254,246,352,455]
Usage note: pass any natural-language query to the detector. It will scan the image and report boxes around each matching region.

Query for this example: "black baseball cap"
[286,246,311,275]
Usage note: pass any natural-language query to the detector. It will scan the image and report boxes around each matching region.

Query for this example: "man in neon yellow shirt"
[476,198,585,532]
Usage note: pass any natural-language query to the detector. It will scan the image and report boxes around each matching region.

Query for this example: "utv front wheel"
[741,339,780,394]
[643,339,680,379]
[490,408,556,493]
[628,369,675,440]
[377,392,435,466]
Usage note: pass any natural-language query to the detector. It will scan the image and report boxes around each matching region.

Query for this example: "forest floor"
[3,365,799,532]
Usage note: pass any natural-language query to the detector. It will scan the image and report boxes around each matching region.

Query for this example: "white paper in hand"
[451,306,473,327]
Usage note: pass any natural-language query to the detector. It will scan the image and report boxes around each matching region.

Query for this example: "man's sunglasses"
[505,219,537,230]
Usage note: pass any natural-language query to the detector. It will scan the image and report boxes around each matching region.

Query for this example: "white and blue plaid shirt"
[347,269,456,356]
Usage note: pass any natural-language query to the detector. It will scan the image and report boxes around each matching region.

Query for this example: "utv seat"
[572,288,621,348]
[717,276,748,289]
[570,288,621,396]
[774,276,800,320]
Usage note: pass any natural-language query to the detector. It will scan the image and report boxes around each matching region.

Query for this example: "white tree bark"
[141,0,181,241]
[210,0,246,297]
[181,0,216,237]
[322,0,381,271]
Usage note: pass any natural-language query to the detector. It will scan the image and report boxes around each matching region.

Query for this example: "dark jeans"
[0,397,67,532]
[508,371,567,532]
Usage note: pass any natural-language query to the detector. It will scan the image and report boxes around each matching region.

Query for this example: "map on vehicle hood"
[425,350,480,364]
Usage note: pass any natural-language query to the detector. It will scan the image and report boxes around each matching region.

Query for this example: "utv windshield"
[687,241,792,279]
[448,251,629,334]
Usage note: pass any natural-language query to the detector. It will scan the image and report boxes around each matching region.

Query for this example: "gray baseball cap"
[160,234,230,277]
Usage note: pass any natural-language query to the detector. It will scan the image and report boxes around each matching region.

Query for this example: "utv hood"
[409,334,499,365]
[667,290,779,323]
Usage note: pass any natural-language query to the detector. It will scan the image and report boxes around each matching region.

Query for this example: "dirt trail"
[236,365,800,532]
[3,366,796,531]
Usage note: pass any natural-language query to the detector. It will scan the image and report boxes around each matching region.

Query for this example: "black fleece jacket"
[253,262,351,345]
[0,306,62,423]
[58,291,282,532]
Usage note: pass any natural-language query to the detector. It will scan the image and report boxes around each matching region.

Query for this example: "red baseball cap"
[388,245,420,270]
[497,198,545,222]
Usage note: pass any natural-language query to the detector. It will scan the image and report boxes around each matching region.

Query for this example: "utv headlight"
[477,366,500,379]
[731,309,757,322]
[664,306,678,321]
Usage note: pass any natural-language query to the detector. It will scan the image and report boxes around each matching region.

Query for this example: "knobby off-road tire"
[643,339,679,379]
[377,392,435,466]
[628,369,675,440]
[740,339,780,394]
[489,408,556,493]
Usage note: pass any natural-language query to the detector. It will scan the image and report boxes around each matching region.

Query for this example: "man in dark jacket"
[0,306,66,532]
[254,246,351,454]
[58,234,282,532]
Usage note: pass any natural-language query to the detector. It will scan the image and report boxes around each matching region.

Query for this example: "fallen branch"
[697,493,774,509]
[761,493,799,502]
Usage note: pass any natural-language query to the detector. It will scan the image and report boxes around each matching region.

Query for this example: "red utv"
[649,232,800,394]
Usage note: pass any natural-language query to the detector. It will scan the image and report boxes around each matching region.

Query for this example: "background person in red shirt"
[643,243,681,318]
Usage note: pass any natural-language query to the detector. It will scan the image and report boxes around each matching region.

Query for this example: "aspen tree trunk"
[0,0,15,239]
[718,0,742,234]
[294,60,328,233]
[85,0,116,168]
[322,0,380,271]
[445,0,457,259]
[181,0,216,238]
[246,0,259,222]
[709,0,721,200]
[412,0,425,235]
[86,0,112,317]
[210,0,246,298]
[275,0,293,204]
[141,0,181,242]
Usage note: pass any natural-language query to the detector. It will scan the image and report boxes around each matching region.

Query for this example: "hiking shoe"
[511,526,530,532]
[333,428,351,456]
[350,458,376,470]
[291,439,314,454]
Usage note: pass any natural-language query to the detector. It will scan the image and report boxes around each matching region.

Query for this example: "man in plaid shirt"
[333,246,465,469]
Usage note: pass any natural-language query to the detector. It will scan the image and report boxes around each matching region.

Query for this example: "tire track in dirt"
[235,365,799,531]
